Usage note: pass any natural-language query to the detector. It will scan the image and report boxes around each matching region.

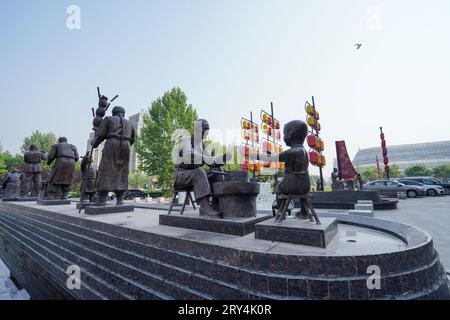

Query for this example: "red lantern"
[307,135,316,149]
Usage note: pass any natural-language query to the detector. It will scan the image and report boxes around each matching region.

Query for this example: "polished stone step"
[7,207,447,299]
[1,204,448,300]
[0,211,241,299]
[0,218,119,299]
[0,214,202,300]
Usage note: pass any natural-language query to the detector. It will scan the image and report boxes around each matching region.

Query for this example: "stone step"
[2,208,255,298]
[0,210,245,299]
[354,204,374,212]
[1,204,447,300]
[0,213,200,300]
[349,210,375,217]
[2,215,180,300]
[0,218,117,300]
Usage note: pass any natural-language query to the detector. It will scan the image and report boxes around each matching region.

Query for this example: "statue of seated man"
[2,170,22,198]
[251,120,319,223]
[174,119,231,218]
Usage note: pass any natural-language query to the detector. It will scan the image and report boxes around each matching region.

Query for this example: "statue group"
[171,118,319,224]
[3,86,316,222]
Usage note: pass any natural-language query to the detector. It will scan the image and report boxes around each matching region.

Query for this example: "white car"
[396,179,446,196]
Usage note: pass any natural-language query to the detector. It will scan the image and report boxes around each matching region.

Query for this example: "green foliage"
[145,190,164,198]
[383,164,403,179]
[21,131,57,153]
[0,151,24,173]
[129,170,148,189]
[404,164,432,177]
[135,87,198,189]
[309,175,320,184]
[0,152,6,177]
[432,164,450,179]
[69,191,81,198]
[361,166,380,182]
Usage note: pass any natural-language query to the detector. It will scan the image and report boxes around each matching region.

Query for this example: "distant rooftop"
[353,140,450,170]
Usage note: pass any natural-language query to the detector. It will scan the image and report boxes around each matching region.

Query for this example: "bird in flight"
[355,43,362,49]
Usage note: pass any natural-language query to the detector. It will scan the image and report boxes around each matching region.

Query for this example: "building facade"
[352,140,450,171]
[128,111,148,172]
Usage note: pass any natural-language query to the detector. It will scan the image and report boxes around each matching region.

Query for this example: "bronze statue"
[22,144,46,197]
[80,151,97,202]
[252,120,320,224]
[331,168,345,191]
[92,87,119,130]
[45,137,79,200]
[91,106,136,206]
[355,173,364,190]
[2,170,22,198]
[174,119,231,218]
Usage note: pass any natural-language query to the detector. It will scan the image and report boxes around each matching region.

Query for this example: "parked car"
[362,180,426,198]
[395,179,446,196]
[124,189,148,200]
[400,177,450,195]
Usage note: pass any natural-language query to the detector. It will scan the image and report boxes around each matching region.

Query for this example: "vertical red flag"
[335,141,357,179]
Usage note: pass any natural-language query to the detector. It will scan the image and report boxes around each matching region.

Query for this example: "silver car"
[362,180,426,198]
[396,179,446,196]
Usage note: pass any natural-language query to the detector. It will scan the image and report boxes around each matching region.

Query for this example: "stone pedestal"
[85,205,134,215]
[213,172,260,218]
[76,202,96,210]
[1,197,38,202]
[255,217,338,248]
[37,199,71,206]
[309,191,398,210]
[159,212,271,236]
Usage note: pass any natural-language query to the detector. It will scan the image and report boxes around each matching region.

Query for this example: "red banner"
[335,141,358,179]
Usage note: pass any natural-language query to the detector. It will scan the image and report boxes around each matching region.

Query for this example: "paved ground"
[0,259,30,300]
[374,196,450,270]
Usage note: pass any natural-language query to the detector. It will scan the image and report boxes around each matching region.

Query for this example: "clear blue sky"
[1,0,450,176]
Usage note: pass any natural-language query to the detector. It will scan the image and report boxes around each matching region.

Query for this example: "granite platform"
[0,200,448,300]
[255,217,338,248]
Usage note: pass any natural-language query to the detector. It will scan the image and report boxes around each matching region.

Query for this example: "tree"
[361,166,379,182]
[135,87,198,190]
[404,164,432,177]
[0,152,6,177]
[432,164,450,179]
[383,164,403,179]
[2,152,24,171]
[21,131,57,153]
[129,170,148,189]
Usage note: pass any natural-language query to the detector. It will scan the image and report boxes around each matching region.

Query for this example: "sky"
[1,0,449,176]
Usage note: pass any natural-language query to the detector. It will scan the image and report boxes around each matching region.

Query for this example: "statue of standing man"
[91,106,136,206]
[22,144,46,197]
[45,137,79,200]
